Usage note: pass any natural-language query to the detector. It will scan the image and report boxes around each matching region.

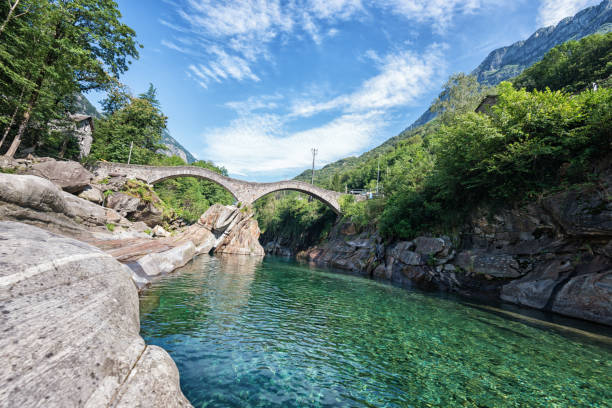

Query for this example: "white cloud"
[203,111,383,175]
[163,0,503,88]
[379,0,496,32]
[289,44,446,117]
[204,46,444,176]
[537,0,600,27]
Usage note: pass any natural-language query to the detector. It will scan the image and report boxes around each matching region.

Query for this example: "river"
[139,255,612,407]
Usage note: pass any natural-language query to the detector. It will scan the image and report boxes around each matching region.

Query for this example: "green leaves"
[90,90,167,164]
[513,32,612,93]
[379,81,612,240]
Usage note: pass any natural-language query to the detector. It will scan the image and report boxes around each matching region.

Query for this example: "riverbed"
[139,255,612,407]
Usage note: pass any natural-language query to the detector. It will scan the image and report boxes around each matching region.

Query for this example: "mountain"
[159,129,197,163]
[405,0,612,131]
[472,0,612,85]
[74,94,197,163]
[302,1,612,183]
[72,93,102,118]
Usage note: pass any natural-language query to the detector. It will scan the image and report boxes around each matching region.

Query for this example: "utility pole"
[127,141,133,165]
[376,156,380,195]
[310,148,317,185]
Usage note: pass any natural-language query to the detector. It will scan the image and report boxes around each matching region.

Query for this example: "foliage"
[89,84,167,164]
[105,223,115,232]
[151,155,234,223]
[339,195,385,231]
[513,32,612,93]
[431,73,491,125]
[380,83,612,239]
[0,0,139,157]
[255,192,336,251]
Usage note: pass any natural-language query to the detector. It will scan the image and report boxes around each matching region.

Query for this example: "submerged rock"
[0,222,191,407]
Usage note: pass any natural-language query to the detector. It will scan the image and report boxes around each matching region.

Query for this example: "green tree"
[431,73,490,125]
[1,0,139,158]
[513,32,612,93]
[90,90,167,164]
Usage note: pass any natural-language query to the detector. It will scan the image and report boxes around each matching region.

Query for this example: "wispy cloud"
[203,46,444,176]
[289,44,446,117]
[537,0,600,27]
[163,0,500,88]
[203,111,384,176]
[380,0,494,33]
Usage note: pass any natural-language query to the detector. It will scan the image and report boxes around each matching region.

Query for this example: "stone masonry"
[93,162,345,214]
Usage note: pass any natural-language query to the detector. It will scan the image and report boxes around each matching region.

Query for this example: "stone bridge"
[93,162,345,215]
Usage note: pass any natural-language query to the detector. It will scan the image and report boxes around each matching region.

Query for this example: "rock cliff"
[299,165,612,326]
[472,0,612,85]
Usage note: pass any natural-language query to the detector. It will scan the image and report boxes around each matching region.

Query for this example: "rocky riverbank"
[0,157,265,407]
[0,222,191,407]
[297,165,612,327]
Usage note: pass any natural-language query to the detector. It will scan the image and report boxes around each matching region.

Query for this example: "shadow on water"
[139,254,612,408]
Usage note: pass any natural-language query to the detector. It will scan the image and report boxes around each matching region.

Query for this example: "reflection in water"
[140,255,612,408]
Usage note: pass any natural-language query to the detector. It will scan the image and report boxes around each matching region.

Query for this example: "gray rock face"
[455,250,522,278]
[78,185,104,204]
[0,222,191,407]
[472,0,612,84]
[552,270,612,326]
[542,187,612,237]
[27,159,93,193]
[107,192,141,216]
[501,259,574,309]
[106,191,164,228]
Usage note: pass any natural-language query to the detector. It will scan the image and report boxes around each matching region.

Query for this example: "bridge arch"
[92,162,344,215]
[246,183,343,215]
[147,170,239,202]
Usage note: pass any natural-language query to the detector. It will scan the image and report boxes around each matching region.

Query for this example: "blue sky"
[91,0,600,181]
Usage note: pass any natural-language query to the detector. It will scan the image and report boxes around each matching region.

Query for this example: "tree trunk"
[0,0,21,37]
[4,107,30,158]
[4,82,39,158]
[0,105,19,150]
[58,134,68,158]
[0,87,25,150]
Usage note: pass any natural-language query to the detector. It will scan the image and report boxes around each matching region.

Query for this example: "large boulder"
[0,173,87,237]
[0,173,71,215]
[78,185,104,204]
[61,191,127,228]
[106,191,164,228]
[27,159,93,193]
[213,211,265,256]
[552,270,612,325]
[500,259,574,309]
[107,192,141,216]
[0,222,191,407]
[131,241,196,277]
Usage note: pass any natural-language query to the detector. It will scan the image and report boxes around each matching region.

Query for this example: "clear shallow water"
[139,255,612,408]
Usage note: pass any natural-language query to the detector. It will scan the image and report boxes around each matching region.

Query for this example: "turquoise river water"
[139,255,612,408]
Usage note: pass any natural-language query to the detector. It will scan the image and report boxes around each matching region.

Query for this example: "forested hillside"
[264,32,612,249]
[297,1,612,187]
